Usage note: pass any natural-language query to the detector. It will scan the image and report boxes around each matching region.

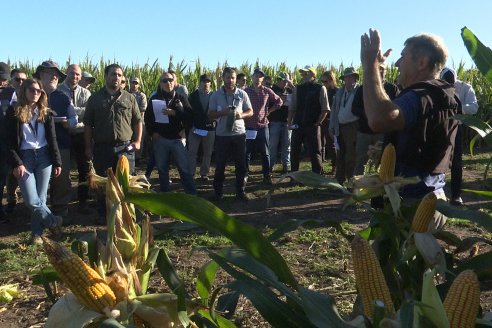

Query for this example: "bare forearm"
[363,62,402,132]
[133,122,143,143]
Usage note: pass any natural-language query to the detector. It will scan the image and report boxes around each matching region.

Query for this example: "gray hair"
[404,33,448,76]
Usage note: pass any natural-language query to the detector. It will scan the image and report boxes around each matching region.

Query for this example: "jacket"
[6,106,62,168]
[188,89,215,131]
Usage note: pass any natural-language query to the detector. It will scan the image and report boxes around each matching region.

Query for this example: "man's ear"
[417,55,430,72]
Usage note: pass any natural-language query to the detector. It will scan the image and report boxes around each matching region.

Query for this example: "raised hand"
[361,29,392,67]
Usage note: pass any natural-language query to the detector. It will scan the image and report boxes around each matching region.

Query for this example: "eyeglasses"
[161,78,174,83]
[28,87,43,94]
[13,77,26,83]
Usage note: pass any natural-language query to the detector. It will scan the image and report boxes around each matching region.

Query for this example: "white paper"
[193,129,208,137]
[54,116,67,122]
[152,99,169,123]
[246,130,257,140]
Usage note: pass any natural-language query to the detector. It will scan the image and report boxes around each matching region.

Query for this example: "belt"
[94,141,130,147]
[114,141,130,147]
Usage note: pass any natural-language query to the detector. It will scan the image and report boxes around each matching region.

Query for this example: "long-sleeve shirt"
[57,83,91,133]
[244,85,282,129]
[455,80,478,115]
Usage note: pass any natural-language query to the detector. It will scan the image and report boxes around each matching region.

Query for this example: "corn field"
[6,56,492,123]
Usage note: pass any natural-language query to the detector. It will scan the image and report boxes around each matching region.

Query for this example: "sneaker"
[263,175,273,185]
[450,197,464,206]
[281,166,289,174]
[30,235,43,245]
[200,175,210,181]
[236,192,250,202]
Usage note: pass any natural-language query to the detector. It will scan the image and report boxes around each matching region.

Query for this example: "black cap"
[253,68,265,77]
[199,74,212,82]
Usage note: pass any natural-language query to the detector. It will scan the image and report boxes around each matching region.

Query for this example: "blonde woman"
[6,79,63,245]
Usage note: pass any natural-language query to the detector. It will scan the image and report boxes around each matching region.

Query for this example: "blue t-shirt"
[392,91,446,197]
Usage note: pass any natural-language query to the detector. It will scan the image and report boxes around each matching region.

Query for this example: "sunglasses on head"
[161,78,174,83]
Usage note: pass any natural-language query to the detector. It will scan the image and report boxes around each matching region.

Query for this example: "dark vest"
[49,90,72,149]
[388,79,460,174]
[294,82,322,127]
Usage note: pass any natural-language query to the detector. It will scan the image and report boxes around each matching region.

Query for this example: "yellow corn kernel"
[410,193,437,232]
[443,270,480,328]
[378,143,396,183]
[351,235,395,318]
[42,237,116,313]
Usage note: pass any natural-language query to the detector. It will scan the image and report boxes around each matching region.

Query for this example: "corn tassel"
[42,237,116,313]
[378,143,396,183]
[443,270,480,328]
[351,235,395,318]
[410,192,437,232]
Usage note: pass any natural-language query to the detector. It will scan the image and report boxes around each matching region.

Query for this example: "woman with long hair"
[6,78,63,245]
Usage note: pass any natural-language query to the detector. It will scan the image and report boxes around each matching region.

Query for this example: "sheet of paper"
[193,128,208,136]
[152,99,169,123]
[246,129,257,140]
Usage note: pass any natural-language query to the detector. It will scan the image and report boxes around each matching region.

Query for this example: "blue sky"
[3,0,491,70]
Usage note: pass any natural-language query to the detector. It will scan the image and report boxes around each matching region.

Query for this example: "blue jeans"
[245,126,270,175]
[268,122,291,169]
[153,137,196,194]
[17,147,58,236]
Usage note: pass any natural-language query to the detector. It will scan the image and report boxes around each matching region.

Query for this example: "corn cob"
[42,237,116,313]
[378,143,396,183]
[443,270,480,328]
[351,235,395,318]
[410,193,437,232]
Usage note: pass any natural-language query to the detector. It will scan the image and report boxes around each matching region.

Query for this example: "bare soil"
[0,152,491,327]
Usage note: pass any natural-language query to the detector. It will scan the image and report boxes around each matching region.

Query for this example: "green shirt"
[84,88,142,144]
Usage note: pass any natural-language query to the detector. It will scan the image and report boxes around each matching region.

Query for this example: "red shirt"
[244,85,282,129]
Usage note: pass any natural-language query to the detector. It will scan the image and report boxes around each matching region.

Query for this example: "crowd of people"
[0,30,479,244]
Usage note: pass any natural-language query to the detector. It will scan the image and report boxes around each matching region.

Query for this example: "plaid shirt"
[244,85,282,129]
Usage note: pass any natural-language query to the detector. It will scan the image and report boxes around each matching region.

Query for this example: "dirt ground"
[0,154,491,327]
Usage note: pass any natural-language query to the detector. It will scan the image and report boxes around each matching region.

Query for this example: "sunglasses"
[161,78,174,83]
[29,87,43,95]
[14,77,26,83]
[321,80,330,83]
[121,81,127,84]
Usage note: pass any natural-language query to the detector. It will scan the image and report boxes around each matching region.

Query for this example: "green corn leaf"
[156,248,190,327]
[436,199,492,232]
[461,27,492,83]
[209,252,313,328]
[126,191,298,288]
[196,260,220,306]
[197,309,237,328]
[457,251,492,280]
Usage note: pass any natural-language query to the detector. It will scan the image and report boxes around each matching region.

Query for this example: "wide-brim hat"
[340,67,359,79]
[33,60,66,83]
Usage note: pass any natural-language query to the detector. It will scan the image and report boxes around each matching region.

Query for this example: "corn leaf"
[197,309,237,328]
[298,286,355,328]
[196,260,219,306]
[436,200,492,232]
[461,27,492,83]
[156,248,190,327]
[44,293,103,328]
[209,252,313,328]
[126,191,298,288]
[457,251,492,280]
[463,188,492,198]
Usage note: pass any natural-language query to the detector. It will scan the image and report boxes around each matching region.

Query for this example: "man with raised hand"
[360,29,459,199]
